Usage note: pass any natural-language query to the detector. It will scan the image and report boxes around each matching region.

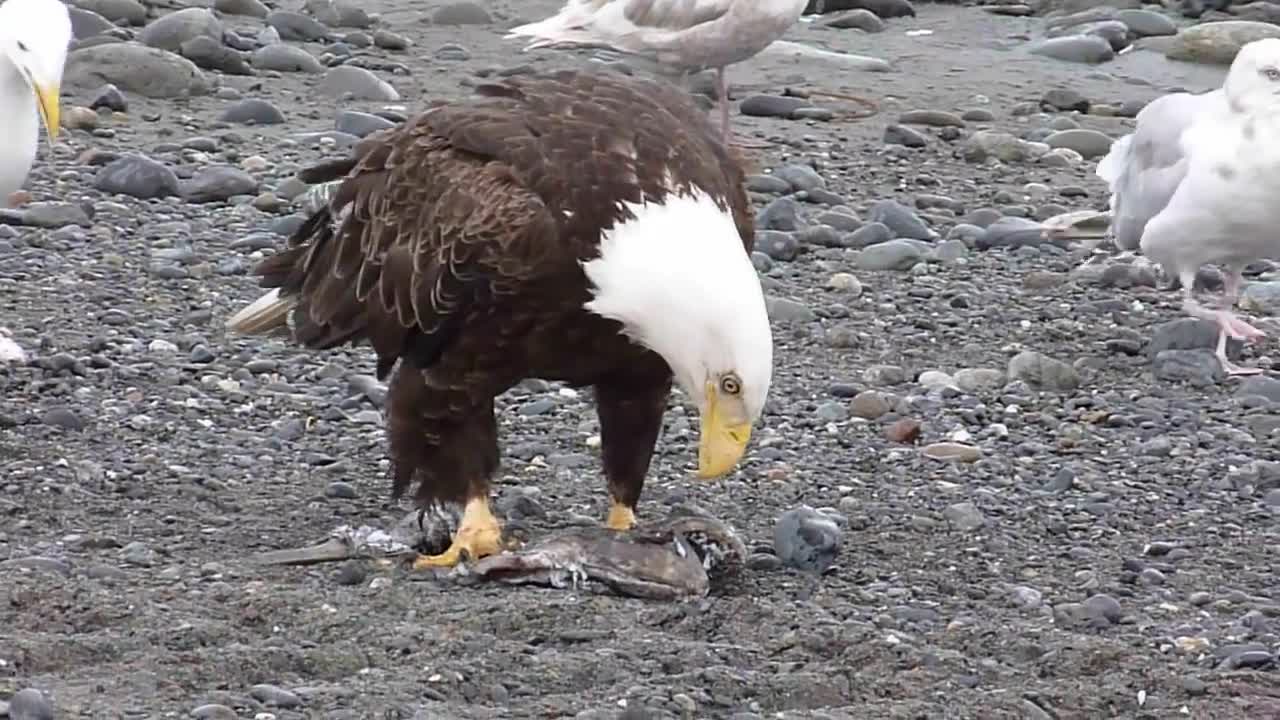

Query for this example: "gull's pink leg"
[714,68,773,151]
[1182,278,1266,376]
[1215,329,1265,376]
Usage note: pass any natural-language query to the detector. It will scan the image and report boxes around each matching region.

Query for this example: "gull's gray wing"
[1097,89,1225,251]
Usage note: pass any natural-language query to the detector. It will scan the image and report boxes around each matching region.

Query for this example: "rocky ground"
[5,0,1280,717]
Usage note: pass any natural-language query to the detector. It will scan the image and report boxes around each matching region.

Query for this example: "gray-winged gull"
[504,0,809,147]
[0,0,70,366]
[0,0,67,204]
[1096,38,1280,376]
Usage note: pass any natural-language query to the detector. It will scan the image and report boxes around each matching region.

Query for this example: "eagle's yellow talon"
[604,501,636,531]
[411,497,504,569]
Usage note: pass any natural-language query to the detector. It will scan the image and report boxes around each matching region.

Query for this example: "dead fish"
[1040,209,1111,243]
[453,510,748,601]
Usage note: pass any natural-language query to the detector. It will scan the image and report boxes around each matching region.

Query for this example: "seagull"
[504,0,809,148]
[1098,38,1280,376]
[0,0,68,366]
[0,0,69,208]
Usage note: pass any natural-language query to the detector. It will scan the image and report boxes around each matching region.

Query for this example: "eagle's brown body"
[229,70,754,553]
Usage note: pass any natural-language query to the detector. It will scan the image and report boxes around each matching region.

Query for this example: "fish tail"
[225,288,296,335]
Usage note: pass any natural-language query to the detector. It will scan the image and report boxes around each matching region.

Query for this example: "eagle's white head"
[0,0,69,142]
[582,188,774,479]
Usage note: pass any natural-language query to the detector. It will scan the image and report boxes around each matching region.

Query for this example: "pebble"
[220,98,286,125]
[431,1,492,25]
[320,65,401,101]
[1043,129,1113,159]
[942,502,985,531]
[1007,350,1080,391]
[856,239,926,271]
[1028,35,1116,63]
[249,684,301,708]
[773,505,842,572]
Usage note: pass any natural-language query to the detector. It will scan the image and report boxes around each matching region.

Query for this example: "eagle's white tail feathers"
[225,288,295,335]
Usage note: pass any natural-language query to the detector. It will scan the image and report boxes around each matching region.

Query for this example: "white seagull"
[504,0,809,147]
[0,0,70,365]
[1098,38,1280,376]
[0,0,68,205]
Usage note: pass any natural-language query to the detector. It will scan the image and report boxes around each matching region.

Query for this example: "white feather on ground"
[1099,38,1280,376]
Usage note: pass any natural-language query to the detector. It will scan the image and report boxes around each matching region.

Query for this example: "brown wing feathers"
[234,69,752,381]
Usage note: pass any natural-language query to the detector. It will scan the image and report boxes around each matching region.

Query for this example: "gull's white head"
[582,187,774,480]
[1225,38,1280,111]
[0,0,70,141]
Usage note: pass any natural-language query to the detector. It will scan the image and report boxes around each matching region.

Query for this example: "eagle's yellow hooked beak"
[696,380,753,479]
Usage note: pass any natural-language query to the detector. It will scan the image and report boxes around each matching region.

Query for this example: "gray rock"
[773,505,841,572]
[1165,20,1280,64]
[943,502,986,531]
[1240,280,1280,314]
[335,110,396,137]
[1007,350,1080,391]
[182,166,259,203]
[1044,128,1114,159]
[1028,34,1116,63]
[847,222,893,248]
[898,109,966,127]
[66,42,210,99]
[1152,349,1225,386]
[219,98,286,125]
[68,7,116,40]
[824,8,885,31]
[266,11,331,42]
[856,238,927,271]
[74,0,146,24]
[756,230,801,261]
[953,367,1004,392]
[191,704,238,720]
[1116,8,1178,36]
[252,44,325,73]
[7,688,53,720]
[975,216,1044,250]
[1236,375,1280,403]
[320,65,400,101]
[431,1,493,25]
[867,199,936,240]
[1148,317,1241,359]
[765,296,817,323]
[756,197,802,231]
[884,124,928,147]
[215,0,270,17]
[93,154,180,199]
[138,8,223,52]
[249,684,302,708]
[180,36,252,76]
[772,164,826,192]
[963,130,1048,163]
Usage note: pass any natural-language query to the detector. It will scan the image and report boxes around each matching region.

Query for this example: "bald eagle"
[225,69,773,569]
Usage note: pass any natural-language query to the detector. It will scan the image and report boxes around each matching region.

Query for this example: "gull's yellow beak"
[696,381,753,479]
[33,81,60,141]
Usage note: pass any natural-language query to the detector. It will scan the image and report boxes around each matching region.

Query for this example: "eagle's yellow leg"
[604,500,636,531]
[411,497,504,569]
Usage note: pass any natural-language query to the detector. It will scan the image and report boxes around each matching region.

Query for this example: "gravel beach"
[5,0,1280,717]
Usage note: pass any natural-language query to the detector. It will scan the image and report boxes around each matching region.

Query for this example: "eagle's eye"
[719,374,741,395]
[1261,66,1280,81]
